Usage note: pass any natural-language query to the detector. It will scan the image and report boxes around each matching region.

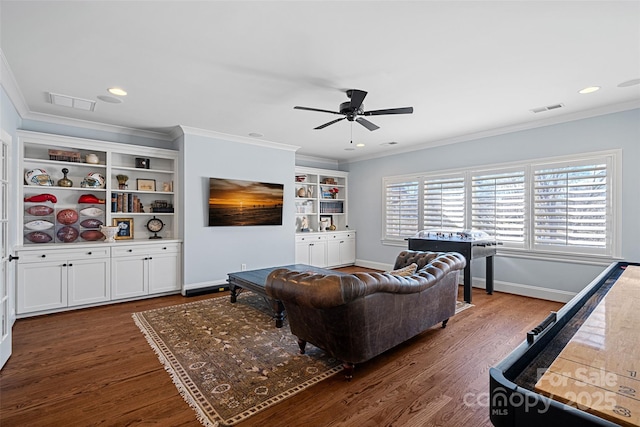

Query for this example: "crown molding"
[294,153,339,168]
[21,110,174,141]
[1,49,29,117]
[344,100,640,164]
[178,125,300,152]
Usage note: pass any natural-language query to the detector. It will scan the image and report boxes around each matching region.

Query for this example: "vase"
[331,193,337,199]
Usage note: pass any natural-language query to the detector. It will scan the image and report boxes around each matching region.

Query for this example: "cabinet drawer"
[18,247,110,263]
[111,242,180,257]
[296,234,326,243]
[327,232,355,240]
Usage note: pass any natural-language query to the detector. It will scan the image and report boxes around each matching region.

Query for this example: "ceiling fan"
[294,89,413,131]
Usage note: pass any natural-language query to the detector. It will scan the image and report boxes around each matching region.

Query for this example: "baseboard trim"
[472,278,576,303]
[182,279,229,296]
[355,259,393,271]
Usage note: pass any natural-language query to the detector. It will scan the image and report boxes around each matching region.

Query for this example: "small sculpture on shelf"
[300,216,309,232]
[57,168,72,187]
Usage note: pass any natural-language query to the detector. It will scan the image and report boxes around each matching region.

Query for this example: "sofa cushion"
[385,262,418,277]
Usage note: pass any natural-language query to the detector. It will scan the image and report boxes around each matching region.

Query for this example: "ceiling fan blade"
[356,117,380,131]
[314,117,346,130]
[363,107,414,116]
[294,106,342,115]
[349,89,367,111]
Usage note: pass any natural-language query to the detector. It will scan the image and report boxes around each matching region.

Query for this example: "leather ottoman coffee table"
[227,264,340,328]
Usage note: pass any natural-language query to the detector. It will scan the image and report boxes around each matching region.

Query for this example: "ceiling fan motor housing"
[340,101,363,120]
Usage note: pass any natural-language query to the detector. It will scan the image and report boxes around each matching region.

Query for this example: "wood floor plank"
[0,272,563,427]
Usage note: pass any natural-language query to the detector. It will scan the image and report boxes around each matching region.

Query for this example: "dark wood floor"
[0,268,563,426]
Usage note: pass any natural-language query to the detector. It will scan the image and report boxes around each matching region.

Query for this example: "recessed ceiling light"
[97,95,123,104]
[248,132,263,138]
[578,86,600,94]
[356,143,365,147]
[618,78,640,88]
[108,87,127,96]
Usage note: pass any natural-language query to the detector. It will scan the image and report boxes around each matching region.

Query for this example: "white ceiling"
[2,1,639,162]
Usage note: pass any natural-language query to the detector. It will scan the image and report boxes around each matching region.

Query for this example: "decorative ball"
[80,230,104,241]
[80,218,103,229]
[25,231,53,243]
[25,205,54,216]
[57,226,79,243]
[57,209,79,225]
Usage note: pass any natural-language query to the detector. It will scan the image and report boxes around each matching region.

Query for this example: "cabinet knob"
[87,251,92,255]
[162,247,167,250]
[68,263,73,267]
[41,254,46,258]
[309,243,314,246]
[128,249,133,252]
[149,257,153,260]
[62,263,67,267]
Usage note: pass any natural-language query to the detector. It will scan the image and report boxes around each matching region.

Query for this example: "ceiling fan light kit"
[294,89,413,131]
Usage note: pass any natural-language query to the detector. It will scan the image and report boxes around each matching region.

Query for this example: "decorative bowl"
[100,225,121,243]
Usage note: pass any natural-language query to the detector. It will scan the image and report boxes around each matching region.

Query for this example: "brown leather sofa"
[265,250,466,379]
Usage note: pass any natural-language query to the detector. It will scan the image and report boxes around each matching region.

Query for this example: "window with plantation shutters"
[533,159,609,253]
[382,150,618,258]
[423,175,465,230]
[383,177,420,240]
[472,169,526,246]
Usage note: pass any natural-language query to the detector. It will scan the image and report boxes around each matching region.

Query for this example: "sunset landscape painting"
[208,178,284,226]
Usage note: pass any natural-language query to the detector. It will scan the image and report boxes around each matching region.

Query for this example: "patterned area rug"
[132,293,342,427]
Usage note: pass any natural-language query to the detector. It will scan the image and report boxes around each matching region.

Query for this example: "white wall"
[346,109,640,301]
[180,129,296,291]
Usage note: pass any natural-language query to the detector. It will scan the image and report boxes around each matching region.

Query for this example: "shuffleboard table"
[489,261,640,427]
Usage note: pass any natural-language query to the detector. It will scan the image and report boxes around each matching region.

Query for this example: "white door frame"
[0,129,15,369]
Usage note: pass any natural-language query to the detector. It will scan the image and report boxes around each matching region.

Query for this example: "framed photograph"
[113,218,133,240]
[137,178,156,191]
[320,215,333,230]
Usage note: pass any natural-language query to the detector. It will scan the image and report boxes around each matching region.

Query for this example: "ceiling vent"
[48,92,96,112]
[530,103,564,114]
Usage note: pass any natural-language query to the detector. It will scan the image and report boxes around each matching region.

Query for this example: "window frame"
[381,150,621,260]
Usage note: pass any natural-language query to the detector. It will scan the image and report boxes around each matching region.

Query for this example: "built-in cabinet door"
[111,256,147,300]
[17,261,66,314]
[67,258,110,306]
[340,237,356,265]
[148,252,180,294]
[295,242,310,264]
[309,240,327,268]
[327,240,341,267]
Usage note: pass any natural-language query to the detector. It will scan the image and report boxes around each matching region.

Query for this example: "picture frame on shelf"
[113,218,133,240]
[137,178,156,191]
[320,215,333,231]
